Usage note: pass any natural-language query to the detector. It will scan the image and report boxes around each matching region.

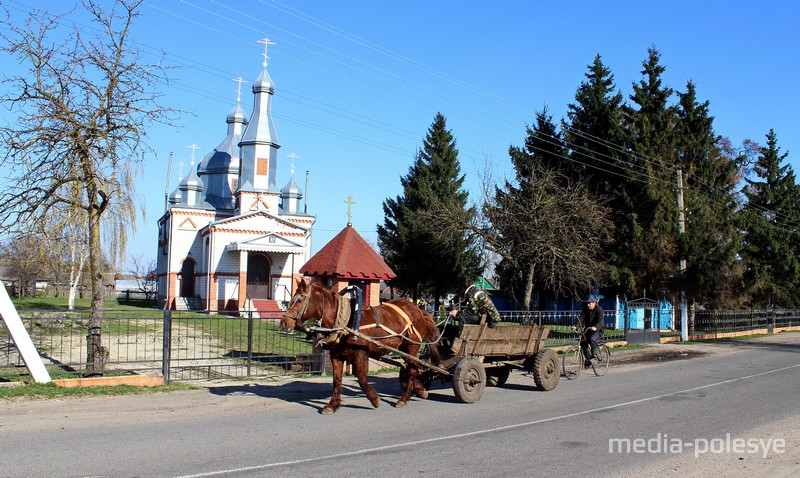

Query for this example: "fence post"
[162,310,172,383]
[767,305,774,334]
[247,311,254,378]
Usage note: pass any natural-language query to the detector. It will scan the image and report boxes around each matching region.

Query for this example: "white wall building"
[156,45,314,313]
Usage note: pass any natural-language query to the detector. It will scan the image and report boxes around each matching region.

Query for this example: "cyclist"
[576,296,604,366]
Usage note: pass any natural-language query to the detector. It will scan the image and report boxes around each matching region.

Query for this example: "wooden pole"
[342,327,451,376]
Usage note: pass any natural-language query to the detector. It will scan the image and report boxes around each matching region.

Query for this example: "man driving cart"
[449,280,500,329]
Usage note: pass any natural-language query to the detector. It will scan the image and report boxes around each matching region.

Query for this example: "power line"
[7,0,799,237]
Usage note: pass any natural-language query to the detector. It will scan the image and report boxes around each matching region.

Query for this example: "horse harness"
[358,302,423,341]
[286,285,422,341]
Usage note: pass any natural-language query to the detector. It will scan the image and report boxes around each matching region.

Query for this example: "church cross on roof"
[344,195,356,227]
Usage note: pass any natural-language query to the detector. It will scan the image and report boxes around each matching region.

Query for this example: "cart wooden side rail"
[452,323,549,357]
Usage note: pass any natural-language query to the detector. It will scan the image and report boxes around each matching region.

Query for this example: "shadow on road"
[206,374,456,412]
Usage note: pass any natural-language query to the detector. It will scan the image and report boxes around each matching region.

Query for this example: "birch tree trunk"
[67,243,86,312]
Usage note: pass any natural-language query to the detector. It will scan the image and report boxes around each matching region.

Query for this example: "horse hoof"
[320,407,336,415]
[370,399,380,409]
[396,400,408,408]
[415,389,428,399]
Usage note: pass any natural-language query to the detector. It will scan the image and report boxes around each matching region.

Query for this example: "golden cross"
[344,195,356,226]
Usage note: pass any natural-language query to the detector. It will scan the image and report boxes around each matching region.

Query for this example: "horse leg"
[322,355,344,415]
[397,359,419,408]
[412,364,429,400]
[353,350,380,408]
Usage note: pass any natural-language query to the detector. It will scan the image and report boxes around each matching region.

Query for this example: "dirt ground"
[610,341,713,366]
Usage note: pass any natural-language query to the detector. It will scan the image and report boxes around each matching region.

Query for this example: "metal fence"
[2,307,797,382]
[494,309,627,345]
[693,308,800,334]
[1,310,321,382]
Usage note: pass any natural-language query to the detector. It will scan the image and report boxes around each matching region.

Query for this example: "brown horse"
[281,278,441,415]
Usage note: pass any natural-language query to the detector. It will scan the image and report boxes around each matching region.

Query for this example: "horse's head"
[281,277,315,333]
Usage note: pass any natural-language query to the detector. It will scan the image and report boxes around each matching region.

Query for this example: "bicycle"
[562,326,610,379]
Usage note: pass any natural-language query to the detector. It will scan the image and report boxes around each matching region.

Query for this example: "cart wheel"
[452,357,486,403]
[532,349,560,391]
[486,366,511,387]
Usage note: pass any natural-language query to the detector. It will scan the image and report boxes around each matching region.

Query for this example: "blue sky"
[3,1,800,272]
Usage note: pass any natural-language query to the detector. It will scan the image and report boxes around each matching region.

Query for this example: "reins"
[287,284,444,346]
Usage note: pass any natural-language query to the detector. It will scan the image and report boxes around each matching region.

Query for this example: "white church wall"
[221,278,239,306]
[271,255,292,303]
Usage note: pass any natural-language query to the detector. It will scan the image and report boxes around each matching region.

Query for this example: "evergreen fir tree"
[623,47,679,298]
[493,109,609,309]
[564,54,634,294]
[377,113,481,306]
[739,130,800,307]
[500,108,566,308]
[675,81,743,307]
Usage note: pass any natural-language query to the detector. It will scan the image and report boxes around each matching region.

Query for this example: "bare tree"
[129,254,157,303]
[0,0,179,373]
[428,166,612,309]
[0,234,50,299]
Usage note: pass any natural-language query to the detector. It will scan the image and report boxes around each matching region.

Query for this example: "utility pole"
[304,170,309,214]
[164,151,173,212]
[677,167,688,341]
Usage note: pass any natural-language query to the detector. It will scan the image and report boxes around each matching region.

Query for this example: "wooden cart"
[345,321,559,404]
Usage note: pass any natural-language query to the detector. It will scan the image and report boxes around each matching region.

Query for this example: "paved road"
[1,334,798,477]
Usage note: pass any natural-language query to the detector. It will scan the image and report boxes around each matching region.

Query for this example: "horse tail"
[418,309,441,366]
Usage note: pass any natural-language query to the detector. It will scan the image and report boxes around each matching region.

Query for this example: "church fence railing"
[0,309,324,382]
[2,307,799,382]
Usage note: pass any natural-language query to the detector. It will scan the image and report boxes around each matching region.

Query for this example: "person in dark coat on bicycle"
[576,296,604,366]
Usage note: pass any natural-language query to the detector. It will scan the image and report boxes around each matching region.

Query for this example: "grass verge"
[0,381,199,402]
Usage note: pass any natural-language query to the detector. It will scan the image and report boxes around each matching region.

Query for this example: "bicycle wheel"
[591,344,611,376]
[562,345,583,380]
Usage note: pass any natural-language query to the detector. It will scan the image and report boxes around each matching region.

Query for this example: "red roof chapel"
[300,224,394,306]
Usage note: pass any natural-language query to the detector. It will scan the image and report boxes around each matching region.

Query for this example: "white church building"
[156,42,314,314]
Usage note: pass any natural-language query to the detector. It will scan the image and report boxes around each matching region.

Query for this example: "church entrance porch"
[246,253,272,299]
[179,258,196,298]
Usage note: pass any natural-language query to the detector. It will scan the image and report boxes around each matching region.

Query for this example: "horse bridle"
[283,284,329,331]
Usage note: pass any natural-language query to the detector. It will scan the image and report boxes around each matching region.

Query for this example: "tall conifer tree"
[564,54,633,294]
[739,130,800,307]
[498,109,567,308]
[491,108,609,309]
[378,113,480,306]
[675,81,743,307]
[623,47,678,298]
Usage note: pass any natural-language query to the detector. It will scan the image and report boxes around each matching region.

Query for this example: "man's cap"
[584,297,598,303]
